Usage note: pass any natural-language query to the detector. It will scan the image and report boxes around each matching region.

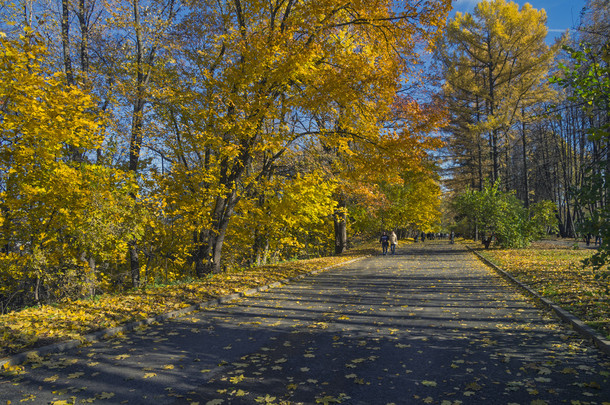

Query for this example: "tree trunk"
[334,209,347,254]
[492,128,499,183]
[61,0,74,86]
[127,0,157,288]
[521,113,530,207]
[194,191,239,276]
[129,242,140,288]
[77,0,89,75]
[252,228,270,266]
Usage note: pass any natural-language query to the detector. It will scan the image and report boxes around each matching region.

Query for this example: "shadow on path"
[1,241,608,404]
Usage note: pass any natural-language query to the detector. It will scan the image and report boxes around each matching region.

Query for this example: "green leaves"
[553,41,610,276]
[453,181,557,248]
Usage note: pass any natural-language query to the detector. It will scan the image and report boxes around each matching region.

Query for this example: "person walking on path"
[380,231,389,255]
[389,231,398,254]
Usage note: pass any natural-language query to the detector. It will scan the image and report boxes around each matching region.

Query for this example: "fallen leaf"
[230,375,244,384]
[98,392,115,400]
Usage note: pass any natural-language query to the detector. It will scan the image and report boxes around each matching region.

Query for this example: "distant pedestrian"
[420,232,425,242]
[380,232,389,255]
[390,231,398,255]
[450,231,455,244]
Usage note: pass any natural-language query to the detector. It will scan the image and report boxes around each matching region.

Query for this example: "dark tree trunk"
[521,118,530,208]
[77,0,89,74]
[194,190,239,276]
[61,0,74,86]
[127,0,159,288]
[334,209,347,254]
[252,231,269,266]
[129,242,140,288]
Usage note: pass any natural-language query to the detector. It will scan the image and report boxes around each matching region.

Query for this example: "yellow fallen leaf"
[466,382,482,391]
[254,396,275,403]
[230,374,244,384]
[67,372,84,379]
[98,392,114,400]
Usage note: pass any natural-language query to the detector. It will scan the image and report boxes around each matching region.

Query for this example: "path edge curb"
[0,255,369,368]
[467,245,610,356]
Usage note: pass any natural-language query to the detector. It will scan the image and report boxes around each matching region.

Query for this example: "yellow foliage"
[0,249,371,357]
[0,31,138,306]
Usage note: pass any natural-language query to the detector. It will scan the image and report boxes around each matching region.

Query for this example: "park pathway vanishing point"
[1,241,609,404]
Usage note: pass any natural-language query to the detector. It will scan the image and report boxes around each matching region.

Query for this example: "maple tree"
[148,0,451,275]
[0,30,137,309]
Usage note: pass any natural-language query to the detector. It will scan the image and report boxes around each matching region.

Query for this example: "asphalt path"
[1,242,609,404]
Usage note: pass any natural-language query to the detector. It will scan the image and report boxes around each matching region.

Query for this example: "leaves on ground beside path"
[0,252,371,358]
[473,244,610,338]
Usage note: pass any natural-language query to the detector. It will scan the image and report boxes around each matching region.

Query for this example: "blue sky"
[451,0,586,41]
